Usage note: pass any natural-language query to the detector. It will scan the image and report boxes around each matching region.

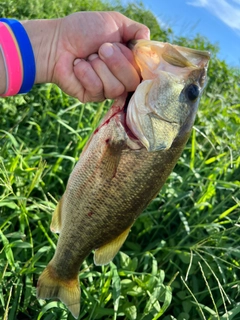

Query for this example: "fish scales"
[55,129,188,269]
[37,40,210,318]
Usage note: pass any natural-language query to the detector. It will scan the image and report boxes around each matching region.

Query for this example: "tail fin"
[37,264,81,319]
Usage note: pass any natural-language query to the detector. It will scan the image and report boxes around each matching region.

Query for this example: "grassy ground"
[0,1,240,319]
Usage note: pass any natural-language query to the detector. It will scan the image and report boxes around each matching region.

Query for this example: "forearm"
[0,19,59,95]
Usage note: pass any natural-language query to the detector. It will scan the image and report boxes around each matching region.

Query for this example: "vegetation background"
[0,0,239,319]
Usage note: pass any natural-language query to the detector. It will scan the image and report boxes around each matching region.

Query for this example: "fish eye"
[185,84,200,101]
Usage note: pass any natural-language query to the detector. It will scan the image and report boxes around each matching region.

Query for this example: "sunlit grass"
[0,1,240,319]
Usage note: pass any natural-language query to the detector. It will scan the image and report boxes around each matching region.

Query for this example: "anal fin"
[94,226,132,266]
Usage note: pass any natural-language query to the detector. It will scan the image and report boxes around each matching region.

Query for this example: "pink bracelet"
[0,22,23,96]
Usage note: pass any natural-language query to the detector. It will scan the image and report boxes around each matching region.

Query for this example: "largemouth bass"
[37,40,210,318]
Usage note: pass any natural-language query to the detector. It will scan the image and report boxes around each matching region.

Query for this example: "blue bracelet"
[0,18,36,94]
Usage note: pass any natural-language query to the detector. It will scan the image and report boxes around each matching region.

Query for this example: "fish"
[36,39,210,318]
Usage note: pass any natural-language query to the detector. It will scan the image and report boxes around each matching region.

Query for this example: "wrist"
[20,19,60,85]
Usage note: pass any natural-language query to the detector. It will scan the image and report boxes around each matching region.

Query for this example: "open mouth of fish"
[95,40,210,152]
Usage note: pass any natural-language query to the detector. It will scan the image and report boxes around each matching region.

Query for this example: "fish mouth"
[124,40,210,151]
[97,41,210,152]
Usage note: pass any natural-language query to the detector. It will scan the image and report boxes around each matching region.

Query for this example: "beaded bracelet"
[0,18,36,96]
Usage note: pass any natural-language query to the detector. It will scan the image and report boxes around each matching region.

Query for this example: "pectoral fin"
[50,198,63,234]
[94,226,132,266]
[99,120,126,180]
[101,147,121,180]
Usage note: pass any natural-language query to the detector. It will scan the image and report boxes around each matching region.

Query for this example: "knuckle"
[112,60,124,72]
[89,94,105,103]
[126,77,140,92]
[92,80,103,94]
[74,60,90,78]
[81,93,104,103]
[105,84,125,99]
[78,94,87,103]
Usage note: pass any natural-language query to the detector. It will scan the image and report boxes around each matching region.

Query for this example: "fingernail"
[100,43,114,58]
[73,58,82,66]
[88,53,98,61]
[145,28,151,40]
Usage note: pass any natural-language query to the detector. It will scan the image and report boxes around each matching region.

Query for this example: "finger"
[114,12,150,42]
[99,43,141,92]
[52,52,88,102]
[113,43,141,74]
[73,58,105,102]
[88,54,125,99]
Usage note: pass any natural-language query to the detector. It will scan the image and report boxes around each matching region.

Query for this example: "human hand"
[22,12,150,102]
[54,11,150,102]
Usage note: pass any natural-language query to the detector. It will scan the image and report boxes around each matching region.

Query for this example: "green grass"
[0,1,240,319]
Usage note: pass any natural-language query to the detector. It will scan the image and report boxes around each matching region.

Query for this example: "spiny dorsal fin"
[50,198,63,234]
[94,226,132,266]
